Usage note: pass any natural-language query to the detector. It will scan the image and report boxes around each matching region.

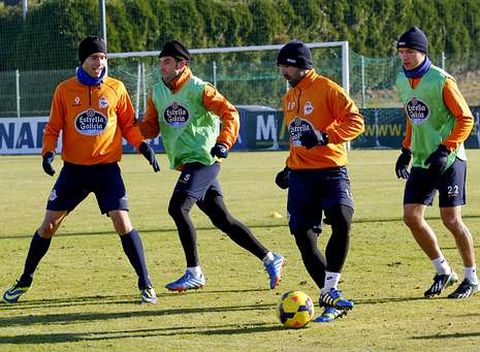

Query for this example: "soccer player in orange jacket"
[3,36,160,304]
[274,40,364,323]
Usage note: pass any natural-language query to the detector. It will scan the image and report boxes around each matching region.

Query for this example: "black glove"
[139,142,160,172]
[395,147,412,179]
[210,143,228,159]
[424,144,449,175]
[274,167,290,189]
[42,151,55,176]
[299,129,328,149]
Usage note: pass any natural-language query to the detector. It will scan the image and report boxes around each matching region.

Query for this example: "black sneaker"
[448,279,479,299]
[424,271,458,298]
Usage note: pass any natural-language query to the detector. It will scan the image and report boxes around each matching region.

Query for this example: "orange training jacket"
[42,75,145,165]
[283,69,365,170]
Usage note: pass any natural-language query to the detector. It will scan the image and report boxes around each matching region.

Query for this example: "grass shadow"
[3,213,480,239]
[0,301,276,328]
[354,296,428,305]
[0,287,270,311]
[1,225,283,240]
[411,331,480,340]
[0,322,284,345]
[0,294,139,311]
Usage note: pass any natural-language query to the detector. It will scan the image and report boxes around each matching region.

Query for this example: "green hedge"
[1,0,480,71]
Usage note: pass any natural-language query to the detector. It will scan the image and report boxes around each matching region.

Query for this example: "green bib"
[396,65,465,168]
[151,76,220,169]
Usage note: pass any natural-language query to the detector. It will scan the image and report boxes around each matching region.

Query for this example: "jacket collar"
[164,66,192,93]
[293,68,317,91]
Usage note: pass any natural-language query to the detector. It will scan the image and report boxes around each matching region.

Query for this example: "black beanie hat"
[159,40,191,61]
[78,36,107,63]
[277,40,313,69]
[397,27,428,54]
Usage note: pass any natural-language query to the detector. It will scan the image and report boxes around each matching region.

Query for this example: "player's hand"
[299,129,328,149]
[424,145,449,175]
[42,151,55,176]
[395,147,412,179]
[139,142,160,172]
[274,167,290,189]
[210,143,229,159]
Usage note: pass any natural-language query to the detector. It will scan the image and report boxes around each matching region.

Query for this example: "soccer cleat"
[264,253,286,289]
[313,306,347,323]
[3,280,31,303]
[165,272,205,292]
[447,279,480,299]
[319,288,354,310]
[140,286,158,304]
[424,271,458,298]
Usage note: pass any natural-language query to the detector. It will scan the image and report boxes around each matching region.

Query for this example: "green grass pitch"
[1,150,480,351]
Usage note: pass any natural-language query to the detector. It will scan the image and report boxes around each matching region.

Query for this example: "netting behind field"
[0,69,73,117]
[0,45,345,117]
[108,45,344,114]
[349,52,401,109]
[3,49,479,119]
[348,52,461,109]
[3,47,480,119]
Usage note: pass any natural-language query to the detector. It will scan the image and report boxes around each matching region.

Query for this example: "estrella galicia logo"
[406,97,429,125]
[164,102,189,127]
[74,109,108,135]
[288,117,314,146]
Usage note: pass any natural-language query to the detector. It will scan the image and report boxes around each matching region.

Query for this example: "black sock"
[21,232,52,286]
[120,229,151,290]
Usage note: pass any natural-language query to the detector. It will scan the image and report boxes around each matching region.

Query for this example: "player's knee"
[38,213,66,237]
[441,215,462,232]
[112,220,132,235]
[167,200,180,219]
[109,210,133,235]
[167,201,187,220]
[292,229,314,254]
[325,206,353,238]
[210,212,233,231]
[403,212,421,229]
[168,194,195,220]
[38,224,56,238]
[38,218,64,237]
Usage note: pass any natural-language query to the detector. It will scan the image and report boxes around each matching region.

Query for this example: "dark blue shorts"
[404,158,467,207]
[287,167,354,234]
[173,162,223,200]
[46,162,128,214]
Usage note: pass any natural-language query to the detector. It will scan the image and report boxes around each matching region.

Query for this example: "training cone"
[271,211,283,218]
